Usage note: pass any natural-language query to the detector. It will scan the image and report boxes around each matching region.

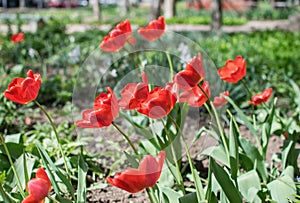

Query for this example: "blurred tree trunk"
[19,0,25,8]
[2,0,8,9]
[120,0,130,16]
[164,0,176,19]
[37,0,43,8]
[93,0,100,20]
[211,0,222,35]
[149,0,162,21]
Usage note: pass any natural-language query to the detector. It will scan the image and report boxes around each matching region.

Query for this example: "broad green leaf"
[77,154,87,203]
[36,142,76,200]
[158,165,174,188]
[7,154,35,189]
[193,168,205,200]
[201,146,229,167]
[124,152,139,168]
[225,97,258,142]
[267,175,296,203]
[179,192,198,203]
[3,134,22,144]
[0,184,15,203]
[211,158,242,203]
[237,170,261,202]
[261,99,276,158]
[165,160,181,187]
[282,141,293,169]
[0,143,24,160]
[229,117,239,183]
[158,184,181,203]
[239,137,267,182]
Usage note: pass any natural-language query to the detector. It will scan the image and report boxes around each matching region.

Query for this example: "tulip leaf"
[261,99,276,158]
[201,145,229,167]
[6,153,35,189]
[267,172,296,203]
[237,170,261,202]
[0,143,24,160]
[0,183,15,203]
[36,142,76,200]
[77,153,87,203]
[229,116,239,183]
[157,184,181,203]
[179,192,198,203]
[238,137,267,182]
[124,151,139,168]
[211,158,242,203]
[225,97,258,142]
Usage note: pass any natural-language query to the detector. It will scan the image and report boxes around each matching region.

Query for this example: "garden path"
[0,14,299,34]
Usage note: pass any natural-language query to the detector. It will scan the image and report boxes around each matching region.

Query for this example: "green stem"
[210,101,230,159]
[0,184,14,203]
[167,116,203,201]
[198,83,230,160]
[166,52,174,79]
[0,135,26,198]
[241,79,252,100]
[33,100,70,180]
[158,38,174,79]
[160,119,186,195]
[111,122,139,156]
[47,194,60,203]
[146,188,159,203]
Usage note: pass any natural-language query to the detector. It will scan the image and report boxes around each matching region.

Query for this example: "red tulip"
[107,151,165,193]
[213,91,229,108]
[218,56,246,83]
[76,87,119,128]
[11,33,25,43]
[22,168,51,203]
[174,53,206,90]
[100,19,132,52]
[248,88,272,106]
[137,85,177,119]
[4,70,41,104]
[138,16,166,41]
[118,72,149,110]
[179,81,210,107]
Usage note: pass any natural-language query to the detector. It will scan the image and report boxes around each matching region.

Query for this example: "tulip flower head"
[107,151,165,193]
[76,87,119,128]
[138,16,166,41]
[174,53,206,90]
[137,85,177,119]
[4,70,41,104]
[179,81,210,107]
[11,33,25,43]
[218,56,246,83]
[118,72,149,110]
[213,91,229,108]
[100,20,132,52]
[248,88,272,106]
[22,168,51,203]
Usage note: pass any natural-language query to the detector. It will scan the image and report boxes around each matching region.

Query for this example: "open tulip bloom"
[76,87,119,128]
[218,55,246,83]
[4,70,41,104]
[11,32,25,43]
[107,151,165,193]
[138,16,166,41]
[22,168,52,203]
[100,19,132,52]
[248,88,273,106]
